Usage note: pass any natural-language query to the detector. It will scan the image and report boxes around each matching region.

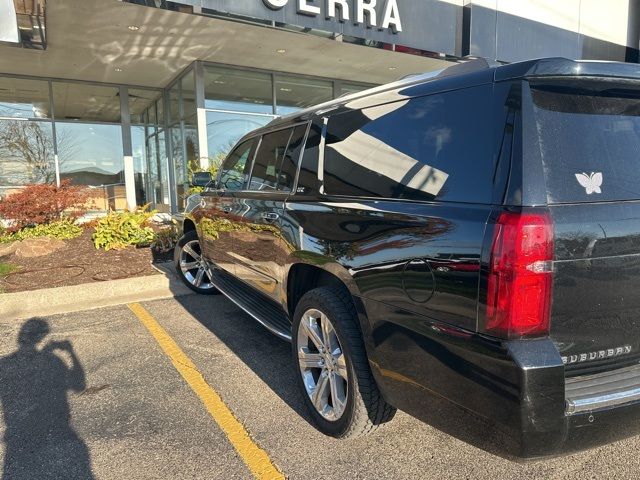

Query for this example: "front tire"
[174,230,218,295]
[292,286,396,438]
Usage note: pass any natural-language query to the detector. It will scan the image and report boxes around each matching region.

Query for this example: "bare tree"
[0,120,78,185]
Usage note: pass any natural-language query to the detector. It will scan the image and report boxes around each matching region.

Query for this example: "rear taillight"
[485,210,554,339]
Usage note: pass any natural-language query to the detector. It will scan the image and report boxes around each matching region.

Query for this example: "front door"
[195,137,257,275]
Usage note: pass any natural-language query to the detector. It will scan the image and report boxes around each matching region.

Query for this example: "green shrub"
[92,208,156,251]
[0,219,83,243]
[151,226,179,253]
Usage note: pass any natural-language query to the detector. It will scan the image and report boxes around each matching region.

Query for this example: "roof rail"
[267,57,500,127]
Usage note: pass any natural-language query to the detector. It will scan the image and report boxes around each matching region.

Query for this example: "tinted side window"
[218,138,255,191]
[277,124,307,192]
[249,125,306,192]
[295,122,322,195]
[323,85,494,203]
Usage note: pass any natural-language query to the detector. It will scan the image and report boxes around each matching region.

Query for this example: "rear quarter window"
[323,84,495,203]
[529,82,640,204]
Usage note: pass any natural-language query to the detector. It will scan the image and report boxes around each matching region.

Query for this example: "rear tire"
[174,230,219,295]
[291,286,396,438]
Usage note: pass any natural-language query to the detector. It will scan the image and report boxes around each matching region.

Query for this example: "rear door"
[525,79,640,374]
[231,123,308,305]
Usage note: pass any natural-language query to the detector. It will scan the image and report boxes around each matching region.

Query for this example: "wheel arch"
[285,262,374,355]
[286,263,358,315]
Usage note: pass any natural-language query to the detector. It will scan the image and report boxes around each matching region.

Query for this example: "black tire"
[291,286,396,438]
[173,230,219,295]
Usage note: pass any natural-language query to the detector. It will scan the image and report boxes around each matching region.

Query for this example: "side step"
[209,268,292,341]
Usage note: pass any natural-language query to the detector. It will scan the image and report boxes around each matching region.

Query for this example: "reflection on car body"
[173,58,640,459]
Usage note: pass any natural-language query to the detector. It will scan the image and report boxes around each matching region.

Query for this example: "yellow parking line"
[127,302,285,480]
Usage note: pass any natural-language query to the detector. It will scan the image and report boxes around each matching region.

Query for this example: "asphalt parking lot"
[2,294,640,479]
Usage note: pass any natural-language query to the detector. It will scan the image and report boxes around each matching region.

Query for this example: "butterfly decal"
[575,172,603,195]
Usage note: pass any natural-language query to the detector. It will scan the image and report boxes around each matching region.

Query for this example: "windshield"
[530,81,640,203]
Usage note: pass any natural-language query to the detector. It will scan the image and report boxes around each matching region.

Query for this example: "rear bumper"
[522,362,640,458]
[555,399,640,457]
[361,299,640,459]
[500,341,640,458]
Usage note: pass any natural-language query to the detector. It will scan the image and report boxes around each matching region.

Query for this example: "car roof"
[245,57,640,138]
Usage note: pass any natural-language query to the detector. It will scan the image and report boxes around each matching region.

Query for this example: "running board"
[209,268,292,342]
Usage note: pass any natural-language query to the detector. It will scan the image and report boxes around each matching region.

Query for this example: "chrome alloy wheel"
[179,240,214,290]
[297,308,349,421]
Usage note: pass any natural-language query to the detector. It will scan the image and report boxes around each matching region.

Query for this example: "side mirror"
[191,171,213,188]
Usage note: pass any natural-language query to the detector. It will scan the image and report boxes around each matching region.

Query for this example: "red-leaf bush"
[0,180,91,232]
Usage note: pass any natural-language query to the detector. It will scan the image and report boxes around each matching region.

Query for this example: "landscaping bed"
[0,182,180,294]
[0,229,166,293]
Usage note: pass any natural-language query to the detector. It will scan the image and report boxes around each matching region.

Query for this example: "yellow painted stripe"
[127,302,285,480]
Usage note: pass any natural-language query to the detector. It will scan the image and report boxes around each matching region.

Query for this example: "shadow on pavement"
[163,261,517,459]
[156,260,313,425]
[171,290,314,425]
[0,318,93,480]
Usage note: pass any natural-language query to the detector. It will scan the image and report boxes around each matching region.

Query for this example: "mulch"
[0,229,169,294]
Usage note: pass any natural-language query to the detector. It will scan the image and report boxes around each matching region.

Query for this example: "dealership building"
[0,0,639,212]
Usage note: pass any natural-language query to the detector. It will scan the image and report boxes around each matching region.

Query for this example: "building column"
[49,80,61,187]
[163,89,178,213]
[119,87,137,211]
[194,61,209,170]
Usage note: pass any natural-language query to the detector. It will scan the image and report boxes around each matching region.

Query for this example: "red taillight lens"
[485,211,554,338]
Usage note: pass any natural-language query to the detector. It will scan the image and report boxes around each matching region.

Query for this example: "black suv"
[175,58,640,458]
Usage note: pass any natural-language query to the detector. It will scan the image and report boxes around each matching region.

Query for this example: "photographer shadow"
[0,318,93,480]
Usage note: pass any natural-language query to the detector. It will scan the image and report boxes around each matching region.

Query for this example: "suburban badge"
[562,345,632,365]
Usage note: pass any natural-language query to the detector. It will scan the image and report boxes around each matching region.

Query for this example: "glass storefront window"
[204,66,273,114]
[148,98,170,211]
[129,88,163,206]
[168,82,180,125]
[173,114,200,209]
[156,98,165,126]
[155,130,170,208]
[131,125,148,205]
[0,68,373,212]
[340,82,370,97]
[146,127,170,211]
[184,114,199,165]
[0,77,51,119]
[56,122,124,209]
[181,70,196,119]
[0,119,55,185]
[206,111,273,167]
[170,124,186,207]
[275,75,333,115]
[53,83,121,123]
[129,89,161,125]
[148,103,157,125]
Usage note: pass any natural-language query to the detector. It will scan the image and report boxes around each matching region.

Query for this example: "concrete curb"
[1,267,195,320]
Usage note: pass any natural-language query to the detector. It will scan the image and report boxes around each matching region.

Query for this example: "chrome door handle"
[220,206,232,213]
[261,212,279,221]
